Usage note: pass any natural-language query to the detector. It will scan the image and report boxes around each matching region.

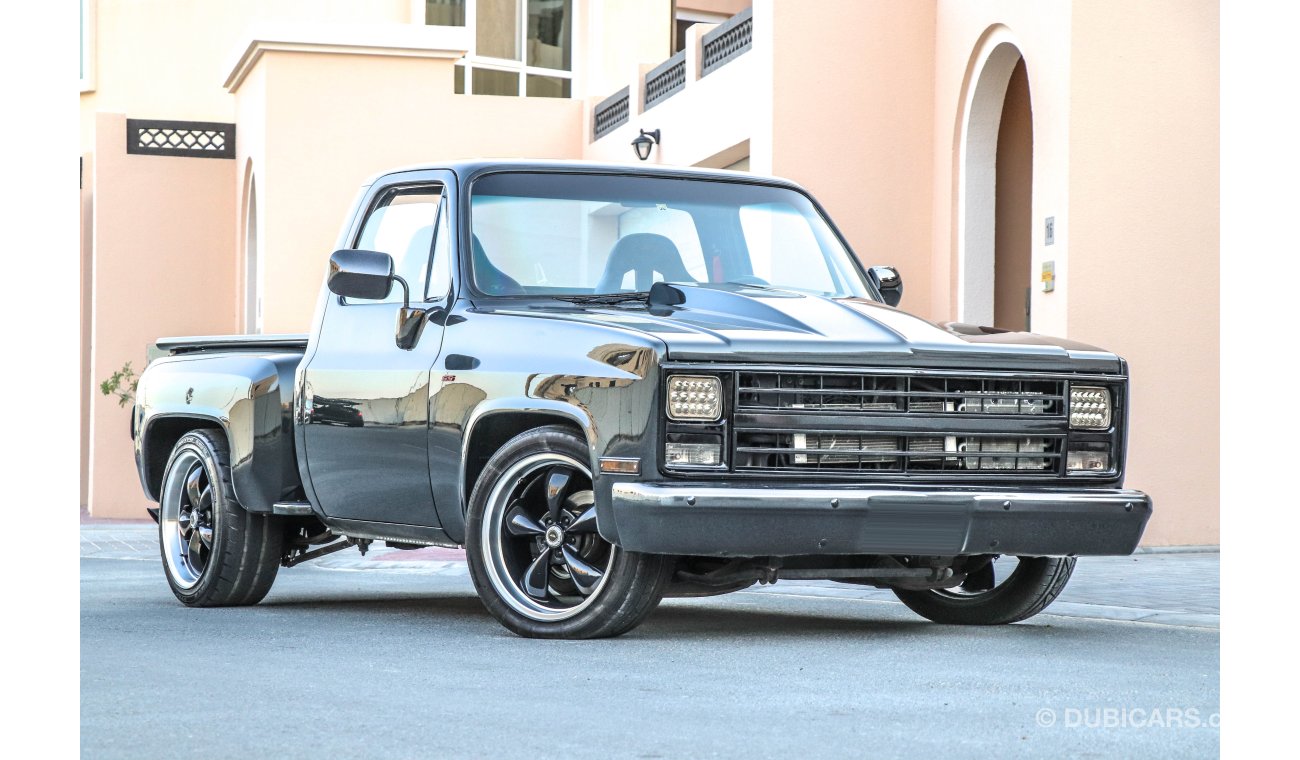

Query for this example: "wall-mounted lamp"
[631,129,660,161]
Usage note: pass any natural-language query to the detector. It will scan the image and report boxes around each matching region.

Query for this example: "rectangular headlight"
[1069,385,1112,429]
[667,375,722,421]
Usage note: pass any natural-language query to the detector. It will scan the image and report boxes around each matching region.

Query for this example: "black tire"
[892,556,1075,625]
[465,426,675,639]
[157,429,284,607]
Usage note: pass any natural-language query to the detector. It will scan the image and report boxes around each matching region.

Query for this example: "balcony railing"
[126,119,236,159]
[591,7,754,141]
[644,50,686,111]
[701,6,753,77]
[592,87,630,140]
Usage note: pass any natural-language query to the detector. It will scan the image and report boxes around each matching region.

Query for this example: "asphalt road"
[81,556,1219,759]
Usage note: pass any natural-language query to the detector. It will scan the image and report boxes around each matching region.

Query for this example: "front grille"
[733,431,1063,474]
[662,367,1121,482]
[726,370,1076,479]
[737,371,1064,417]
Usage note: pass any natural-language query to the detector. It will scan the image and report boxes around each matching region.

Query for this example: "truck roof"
[362,158,801,191]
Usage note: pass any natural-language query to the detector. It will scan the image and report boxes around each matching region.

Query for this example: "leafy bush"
[100,361,139,408]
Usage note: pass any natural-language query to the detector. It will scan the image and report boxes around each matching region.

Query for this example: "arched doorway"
[958,34,1034,330]
[244,174,261,333]
[994,59,1033,331]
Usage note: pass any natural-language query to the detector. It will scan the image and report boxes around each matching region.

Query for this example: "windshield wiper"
[553,291,651,306]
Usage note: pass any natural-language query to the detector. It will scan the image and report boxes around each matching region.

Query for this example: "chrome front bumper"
[608,482,1152,557]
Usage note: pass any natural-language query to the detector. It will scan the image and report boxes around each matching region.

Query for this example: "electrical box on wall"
[1041,261,1056,293]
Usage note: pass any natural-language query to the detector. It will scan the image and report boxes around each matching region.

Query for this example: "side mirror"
[868,266,903,307]
[328,249,433,351]
[328,249,396,301]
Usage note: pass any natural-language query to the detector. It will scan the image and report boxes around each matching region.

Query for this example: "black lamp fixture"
[631,129,660,161]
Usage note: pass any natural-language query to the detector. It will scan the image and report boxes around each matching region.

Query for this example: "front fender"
[135,352,301,511]
[460,398,598,485]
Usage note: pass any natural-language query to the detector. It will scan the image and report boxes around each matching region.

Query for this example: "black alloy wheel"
[466,426,674,638]
[158,429,284,606]
[163,456,216,585]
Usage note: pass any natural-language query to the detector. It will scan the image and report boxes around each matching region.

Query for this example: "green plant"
[100,361,139,408]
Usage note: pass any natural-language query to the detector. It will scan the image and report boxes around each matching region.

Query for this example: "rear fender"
[135,353,301,511]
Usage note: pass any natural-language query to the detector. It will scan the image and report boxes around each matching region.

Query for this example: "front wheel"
[465,426,674,639]
[892,555,1075,625]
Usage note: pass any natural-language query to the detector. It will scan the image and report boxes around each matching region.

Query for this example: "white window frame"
[440,0,578,98]
[80,0,96,93]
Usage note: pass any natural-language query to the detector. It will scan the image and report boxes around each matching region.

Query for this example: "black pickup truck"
[132,160,1150,638]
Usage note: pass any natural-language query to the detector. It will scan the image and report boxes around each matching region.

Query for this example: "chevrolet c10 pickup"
[132,160,1151,638]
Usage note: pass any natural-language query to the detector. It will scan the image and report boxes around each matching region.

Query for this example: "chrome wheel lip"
[159,450,212,590]
[481,453,616,622]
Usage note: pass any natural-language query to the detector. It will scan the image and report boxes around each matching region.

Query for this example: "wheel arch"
[139,414,227,502]
[460,404,594,516]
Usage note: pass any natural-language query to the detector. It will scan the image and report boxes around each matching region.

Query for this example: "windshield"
[468,172,873,299]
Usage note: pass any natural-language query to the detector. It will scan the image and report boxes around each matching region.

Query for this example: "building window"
[431,0,572,98]
[425,0,467,26]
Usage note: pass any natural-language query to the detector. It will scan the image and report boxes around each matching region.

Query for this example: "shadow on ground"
[249,585,1108,643]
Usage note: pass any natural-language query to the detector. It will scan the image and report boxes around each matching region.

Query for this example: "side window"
[353,185,442,303]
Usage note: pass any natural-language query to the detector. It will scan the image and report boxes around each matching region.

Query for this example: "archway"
[243,173,261,333]
[957,33,1034,329]
[994,58,1033,330]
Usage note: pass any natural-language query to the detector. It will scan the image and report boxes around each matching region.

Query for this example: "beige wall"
[1066,0,1219,545]
[235,50,585,333]
[582,0,673,99]
[89,114,239,517]
[82,0,1221,544]
[80,0,413,151]
[82,0,673,150]
[80,155,95,509]
[768,0,937,318]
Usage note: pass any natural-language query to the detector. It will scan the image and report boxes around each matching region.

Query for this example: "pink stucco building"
[80,0,1218,546]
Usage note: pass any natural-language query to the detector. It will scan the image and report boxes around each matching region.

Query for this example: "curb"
[1133,544,1220,554]
[736,582,1220,630]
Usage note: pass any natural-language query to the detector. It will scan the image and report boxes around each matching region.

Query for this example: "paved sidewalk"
[81,520,1219,629]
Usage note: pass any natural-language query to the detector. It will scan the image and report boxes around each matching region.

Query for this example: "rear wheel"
[158,429,284,606]
[465,426,674,639]
[892,555,1075,625]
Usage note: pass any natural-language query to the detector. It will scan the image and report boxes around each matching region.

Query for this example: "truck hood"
[488,284,1121,374]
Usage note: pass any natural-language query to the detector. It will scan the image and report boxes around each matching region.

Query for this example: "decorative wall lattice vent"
[126,119,236,159]
[644,51,687,111]
[702,7,753,77]
[592,87,630,141]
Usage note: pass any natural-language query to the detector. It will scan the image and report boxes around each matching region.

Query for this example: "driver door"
[300,170,455,529]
